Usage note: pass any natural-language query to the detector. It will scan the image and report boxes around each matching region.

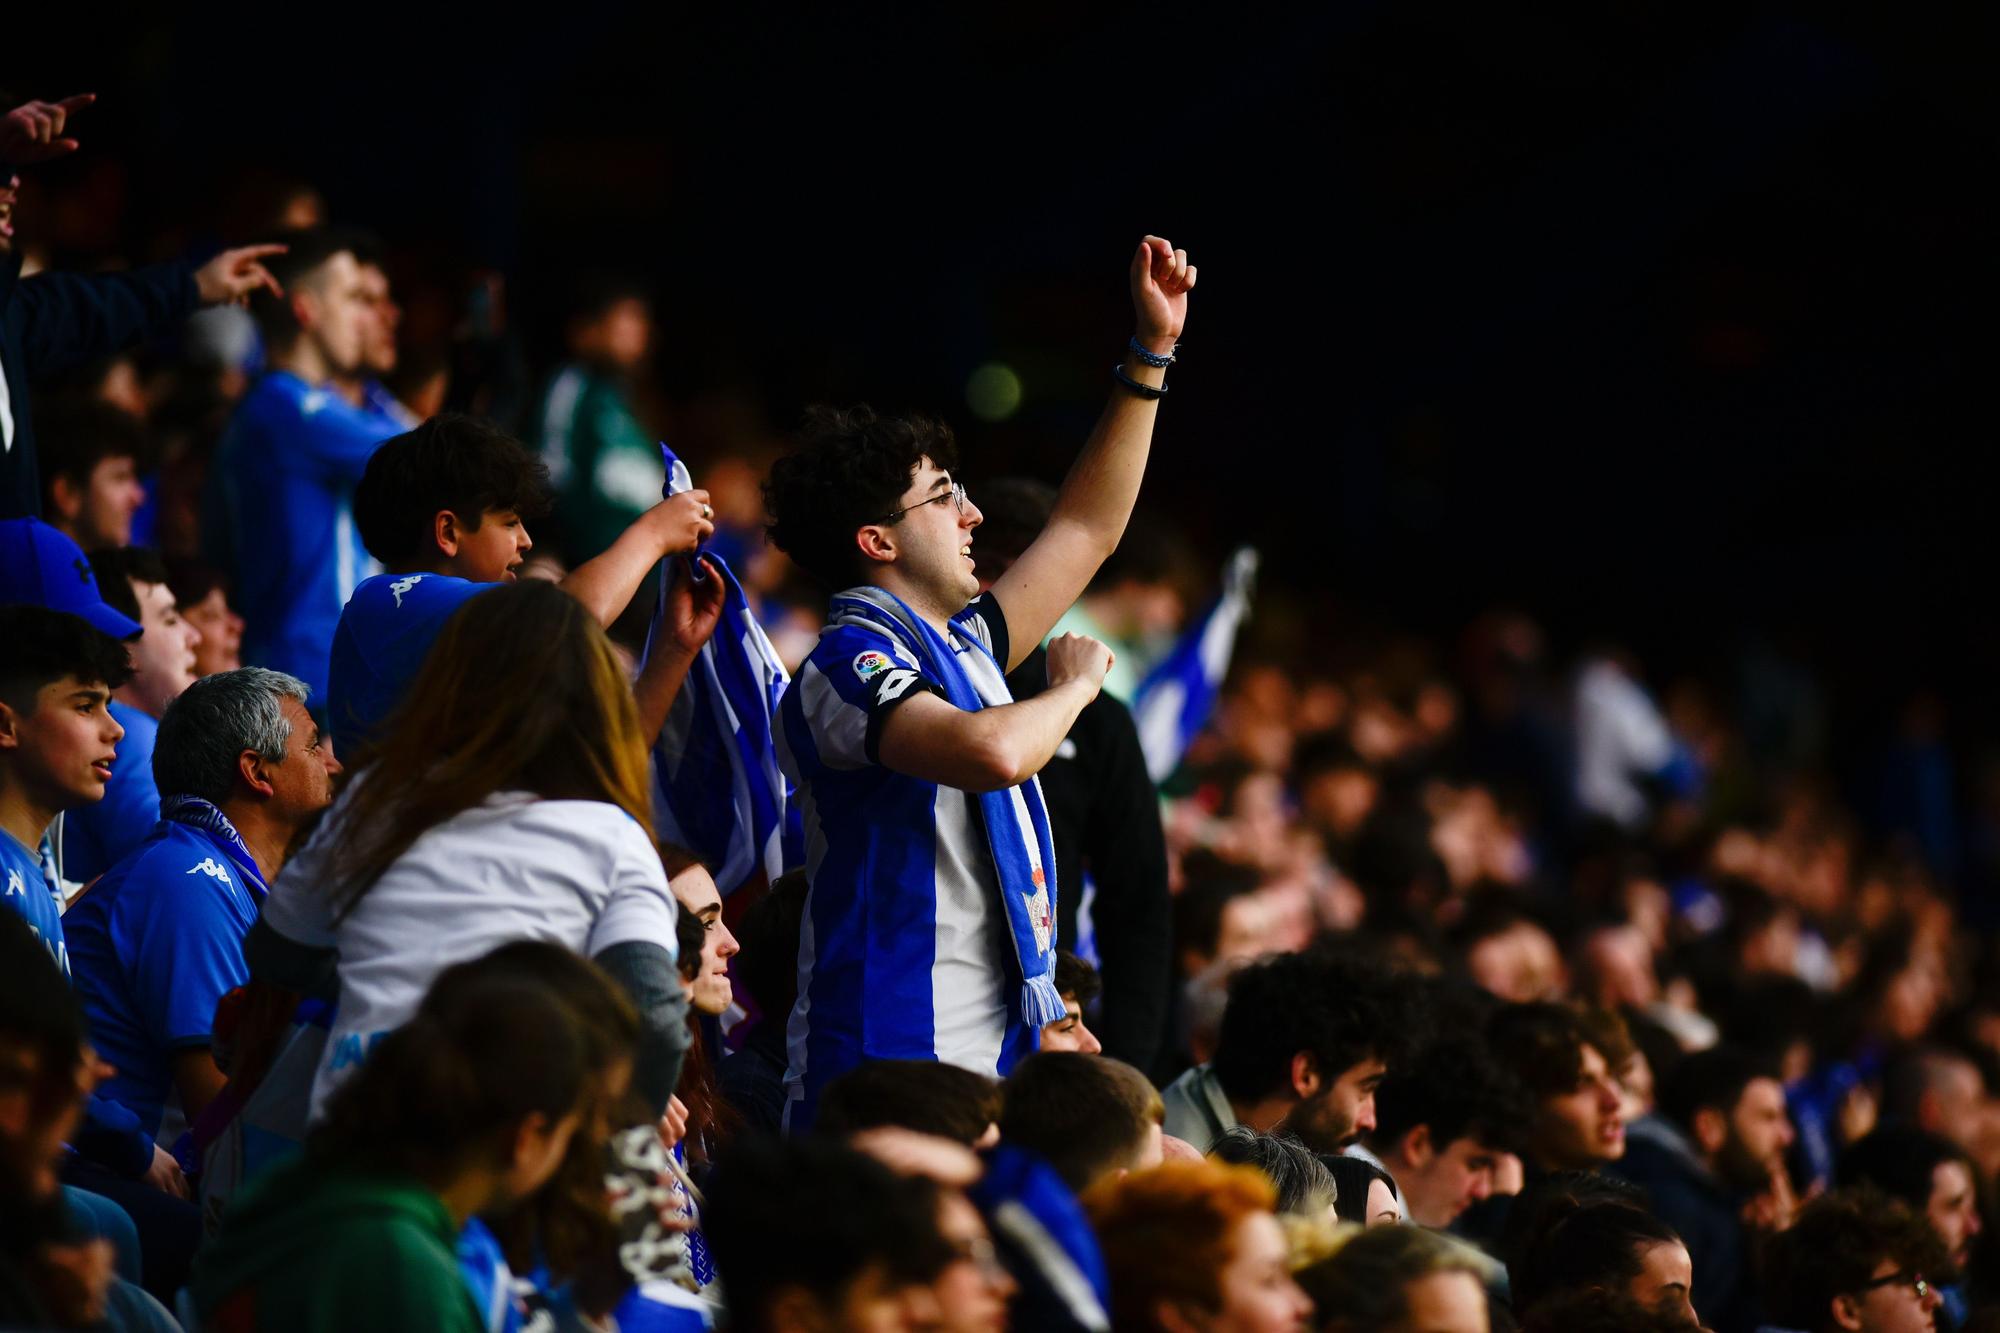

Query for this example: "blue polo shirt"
[63,811,266,1136]
[326,573,492,750]
[60,702,159,885]
[0,827,66,975]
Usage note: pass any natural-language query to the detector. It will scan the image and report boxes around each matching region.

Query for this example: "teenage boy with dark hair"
[1487,1002,1629,1176]
[999,1052,1165,1195]
[1610,1044,1795,1333]
[205,226,398,700]
[1162,947,1404,1154]
[1042,949,1105,1054]
[60,546,202,883]
[703,1135,956,1333]
[1761,1187,1947,1333]
[1358,1033,1531,1229]
[35,398,148,551]
[328,411,720,747]
[765,236,1195,1130]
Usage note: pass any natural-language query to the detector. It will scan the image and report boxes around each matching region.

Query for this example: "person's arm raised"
[987,235,1195,671]
[633,556,726,746]
[877,632,1111,790]
[562,490,713,627]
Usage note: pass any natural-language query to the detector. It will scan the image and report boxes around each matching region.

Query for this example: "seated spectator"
[246,579,688,1126]
[1294,1224,1492,1333]
[192,963,622,1331]
[717,869,807,1134]
[703,1134,957,1333]
[64,668,336,1140]
[1086,1159,1313,1333]
[330,412,718,749]
[36,397,148,551]
[1510,1194,1699,1329]
[60,546,202,882]
[1209,1127,1339,1218]
[1485,1002,1627,1176]
[1516,1287,1703,1333]
[999,1052,1165,1195]
[1043,948,1106,1054]
[814,1060,1002,1148]
[1325,1154,1403,1228]
[1357,1033,1528,1228]
[1163,948,1405,1153]
[1611,1044,1795,1333]
[165,559,246,679]
[1840,1126,1983,1328]
[1760,1187,1948,1333]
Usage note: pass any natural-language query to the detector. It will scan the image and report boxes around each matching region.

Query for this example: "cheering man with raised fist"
[764,235,1197,1130]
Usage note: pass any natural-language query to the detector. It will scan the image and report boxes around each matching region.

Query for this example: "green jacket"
[536,362,663,561]
[190,1151,482,1333]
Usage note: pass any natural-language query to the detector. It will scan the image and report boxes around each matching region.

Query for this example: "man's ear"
[1155,1300,1208,1333]
[46,474,83,523]
[1691,1105,1728,1158]
[854,522,897,568]
[237,748,277,800]
[0,699,21,752]
[289,286,320,333]
[1290,1051,1322,1101]
[433,509,464,559]
[1830,1291,1865,1331]
[1400,1122,1434,1170]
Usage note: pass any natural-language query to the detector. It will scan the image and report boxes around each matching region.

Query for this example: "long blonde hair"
[329,579,653,914]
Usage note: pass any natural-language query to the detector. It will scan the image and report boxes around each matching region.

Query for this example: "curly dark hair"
[353,414,554,569]
[762,404,960,590]
[1761,1186,1948,1331]
[1486,1002,1599,1100]
[1210,945,1414,1105]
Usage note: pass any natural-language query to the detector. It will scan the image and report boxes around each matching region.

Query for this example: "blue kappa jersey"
[207,371,396,699]
[774,592,1032,1130]
[60,702,159,885]
[0,827,66,976]
[63,818,266,1136]
[326,573,492,749]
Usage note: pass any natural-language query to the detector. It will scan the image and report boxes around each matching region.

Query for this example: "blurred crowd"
[0,87,1996,1333]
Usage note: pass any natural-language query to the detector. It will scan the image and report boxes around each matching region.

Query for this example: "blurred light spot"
[966,363,1022,422]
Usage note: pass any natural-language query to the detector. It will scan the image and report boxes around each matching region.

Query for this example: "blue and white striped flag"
[646,445,802,894]
[1130,547,1259,783]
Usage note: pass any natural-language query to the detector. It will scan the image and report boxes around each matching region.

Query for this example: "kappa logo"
[852,650,892,682]
[389,574,424,608]
[4,868,22,898]
[186,858,233,886]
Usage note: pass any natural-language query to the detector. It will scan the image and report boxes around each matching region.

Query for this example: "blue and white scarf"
[645,445,801,893]
[161,794,269,898]
[828,586,1066,1029]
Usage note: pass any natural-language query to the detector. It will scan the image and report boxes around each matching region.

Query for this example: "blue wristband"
[1128,335,1177,368]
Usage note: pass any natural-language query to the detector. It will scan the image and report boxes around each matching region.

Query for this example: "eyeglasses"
[876,482,966,525]
[948,1233,1007,1279]
[1860,1270,1929,1302]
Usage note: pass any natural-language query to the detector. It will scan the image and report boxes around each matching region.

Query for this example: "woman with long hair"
[191,963,616,1331]
[248,579,689,1124]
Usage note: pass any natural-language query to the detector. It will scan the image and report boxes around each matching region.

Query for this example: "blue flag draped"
[1130,547,1259,783]
[645,445,801,893]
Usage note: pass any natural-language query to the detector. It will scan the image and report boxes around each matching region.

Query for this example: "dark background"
[9,3,1999,739]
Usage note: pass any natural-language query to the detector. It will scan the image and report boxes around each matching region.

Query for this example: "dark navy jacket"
[0,250,200,517]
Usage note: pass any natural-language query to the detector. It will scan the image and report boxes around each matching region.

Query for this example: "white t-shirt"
[261,788,679,1121]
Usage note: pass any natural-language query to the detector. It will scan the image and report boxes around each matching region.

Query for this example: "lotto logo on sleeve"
[852,650,892,682]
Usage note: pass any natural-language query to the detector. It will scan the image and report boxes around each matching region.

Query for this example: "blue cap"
[0,518,143,639]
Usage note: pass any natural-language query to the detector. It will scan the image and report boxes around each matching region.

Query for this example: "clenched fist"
[1046,631,1114,694]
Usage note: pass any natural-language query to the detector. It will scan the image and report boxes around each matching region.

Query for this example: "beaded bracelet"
[1112,364,1168,399]
[1128,335,1178,367]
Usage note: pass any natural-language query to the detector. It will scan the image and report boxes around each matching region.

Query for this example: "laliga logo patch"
[852,650,892,682]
